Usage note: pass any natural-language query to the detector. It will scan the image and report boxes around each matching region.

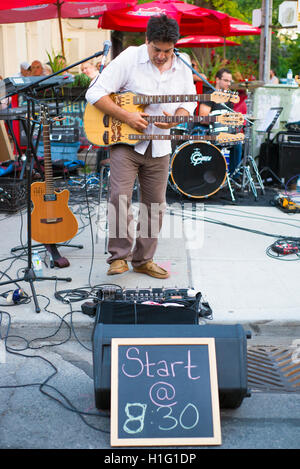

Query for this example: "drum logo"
[190,148,212,166]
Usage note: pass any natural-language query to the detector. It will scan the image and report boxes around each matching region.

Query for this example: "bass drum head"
[170,141,227,198]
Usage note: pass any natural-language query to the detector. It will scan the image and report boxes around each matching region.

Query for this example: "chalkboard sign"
[110,337,221,447]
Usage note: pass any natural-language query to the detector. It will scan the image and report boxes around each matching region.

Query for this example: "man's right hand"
[125,112,149,132]
[94,95,149,132]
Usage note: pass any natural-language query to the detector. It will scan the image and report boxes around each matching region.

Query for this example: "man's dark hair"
[146,15,180,44]
[216,68,232,79]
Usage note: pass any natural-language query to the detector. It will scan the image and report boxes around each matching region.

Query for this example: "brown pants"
[107,144,170,267]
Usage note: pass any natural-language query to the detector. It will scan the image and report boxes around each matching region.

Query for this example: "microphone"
[99,40,112,72]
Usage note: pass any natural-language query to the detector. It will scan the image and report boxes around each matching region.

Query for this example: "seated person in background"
[191,60,207,118]
[80,61,99,81]
[55,55,67,69]
[43,63,52,75]
[31,60,45,76]
[191,60,207,85]
[54,55,73,77]
[269,69,279,84]
[198,67,243,175]
[17,62,31,77]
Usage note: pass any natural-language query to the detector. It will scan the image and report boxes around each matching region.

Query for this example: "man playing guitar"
[86,15,196,279]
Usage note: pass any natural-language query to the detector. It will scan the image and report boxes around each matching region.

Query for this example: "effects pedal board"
[96,287,197,303]
[81,287,212,319]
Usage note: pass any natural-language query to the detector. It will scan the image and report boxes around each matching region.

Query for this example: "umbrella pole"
[223,37,226,59]
[57,1,65,57]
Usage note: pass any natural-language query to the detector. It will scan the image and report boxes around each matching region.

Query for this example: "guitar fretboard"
[42,124,54,195]
[128,133,244,145]
[129,133,215,141]
[144,115,216,124]
[132,92,235,105]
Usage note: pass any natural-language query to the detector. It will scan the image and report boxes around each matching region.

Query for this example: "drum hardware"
[230,90,265,200]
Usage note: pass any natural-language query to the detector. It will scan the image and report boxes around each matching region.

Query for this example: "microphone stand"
[0,46,109,313]
[174,49,253,123]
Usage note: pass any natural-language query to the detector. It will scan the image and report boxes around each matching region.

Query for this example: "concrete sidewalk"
[0,198,299,339]
[1,197,300,450]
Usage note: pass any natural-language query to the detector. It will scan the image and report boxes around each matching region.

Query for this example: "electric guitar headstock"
[210,90,240,104]
[216,132,245,144]
[217,112,244,126]
[40,103,50,126]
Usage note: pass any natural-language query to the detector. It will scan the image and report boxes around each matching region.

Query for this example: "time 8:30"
[123,402,200,434]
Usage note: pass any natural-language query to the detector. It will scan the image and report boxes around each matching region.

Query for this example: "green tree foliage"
[126,0,299,80]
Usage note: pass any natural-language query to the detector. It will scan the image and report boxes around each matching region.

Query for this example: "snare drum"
[170,141,227,198]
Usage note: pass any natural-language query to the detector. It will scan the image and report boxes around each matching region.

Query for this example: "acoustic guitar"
[31,105,78,244]
[84,90,241,147]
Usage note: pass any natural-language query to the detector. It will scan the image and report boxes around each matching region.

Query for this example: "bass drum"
[170,141,227,198]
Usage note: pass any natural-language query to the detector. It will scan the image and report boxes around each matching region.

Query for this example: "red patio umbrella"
[175,34,240,60]
[0,0,137,55]
[98,0,231,36]
[175,35,240,48]
[228,17,261,36]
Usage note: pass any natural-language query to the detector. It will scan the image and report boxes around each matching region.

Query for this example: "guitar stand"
[11,242,84,268]
[0,97,72,313]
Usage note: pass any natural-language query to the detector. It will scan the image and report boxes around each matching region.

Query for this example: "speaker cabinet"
[94,300,199,326]
[278,143,300,180]
[259,137,300,181]
[92,323,251,410]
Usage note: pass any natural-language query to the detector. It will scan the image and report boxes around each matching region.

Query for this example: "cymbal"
[231,81,264,90]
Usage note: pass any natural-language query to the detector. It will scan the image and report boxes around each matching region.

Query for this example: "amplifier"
[50,125,79,144]
[278,143,300,180]
[96,286,197,302]
[276,131,300,145]
[91,287,213,321]
[259,140,300,181]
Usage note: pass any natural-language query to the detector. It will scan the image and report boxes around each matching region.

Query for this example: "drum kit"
[168,80,265,202]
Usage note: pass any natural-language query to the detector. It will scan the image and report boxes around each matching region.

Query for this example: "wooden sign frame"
[110,337,221,447]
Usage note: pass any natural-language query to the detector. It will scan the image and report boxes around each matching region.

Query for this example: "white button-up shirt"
[85,44,196,157]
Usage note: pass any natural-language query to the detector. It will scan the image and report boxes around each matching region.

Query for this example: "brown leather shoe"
[133,260,170,279]
[107,260,129,275]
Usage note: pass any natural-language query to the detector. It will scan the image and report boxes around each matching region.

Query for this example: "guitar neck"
[129,133,217,142]
[128,132,243,145]
[144,115,217,124]
[43,124,54,195]
[133,92,235,105]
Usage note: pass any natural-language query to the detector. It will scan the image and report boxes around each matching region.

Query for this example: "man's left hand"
[154,111,177,130]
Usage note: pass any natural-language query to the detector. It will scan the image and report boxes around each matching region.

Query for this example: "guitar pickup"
[44,194,57,202]
[103,114,110,127]
[103,131,109,145]
[40,217,63,224]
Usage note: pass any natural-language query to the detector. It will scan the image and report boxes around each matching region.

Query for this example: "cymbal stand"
[230,87,265,200]
[223,170,236,202]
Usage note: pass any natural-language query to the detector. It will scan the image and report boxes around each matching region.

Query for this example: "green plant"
[71,73,92,88]
[46,50,68,73]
